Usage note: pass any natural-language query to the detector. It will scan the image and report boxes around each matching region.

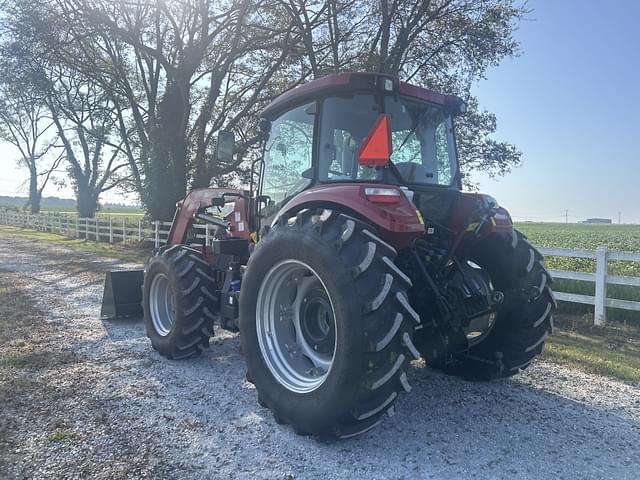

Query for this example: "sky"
[0,0,639,221]
[471,0,640,223]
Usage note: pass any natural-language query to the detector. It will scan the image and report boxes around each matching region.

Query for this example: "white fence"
[539,247,640,326]
[0,210,177,248]
[0,210,226,250]
[1,210,639,326]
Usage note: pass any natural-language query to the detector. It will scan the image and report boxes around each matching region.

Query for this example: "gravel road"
[1,233,639,480]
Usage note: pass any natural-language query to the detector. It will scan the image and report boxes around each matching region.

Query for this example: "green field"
[516,222,640,324]
[516,223,640,275]
[0,203,144,217]
[0,204,145,222]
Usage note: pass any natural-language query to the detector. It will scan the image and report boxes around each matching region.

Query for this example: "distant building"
[583,218,612,224]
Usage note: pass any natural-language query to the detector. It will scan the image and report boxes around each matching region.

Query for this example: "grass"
[0,203,144,215]
[0,225,148,263]
[543,330,640,383]
[46,429,78,442]
[0,203,145,221]
[0,278,47,465]
[2,352,32,368]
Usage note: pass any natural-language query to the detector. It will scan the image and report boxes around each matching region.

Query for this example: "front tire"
[143,245,216,359]
[240,210,421,438]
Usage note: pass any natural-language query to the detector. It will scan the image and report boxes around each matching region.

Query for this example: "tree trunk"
[28,167,41,214]
[76,182,98,218]
[145,81,189,221]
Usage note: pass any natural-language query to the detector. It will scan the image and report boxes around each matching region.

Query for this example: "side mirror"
[256,194,271,207]
[216,130,235,164]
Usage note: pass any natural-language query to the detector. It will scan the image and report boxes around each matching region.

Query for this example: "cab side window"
[261,103,315,216]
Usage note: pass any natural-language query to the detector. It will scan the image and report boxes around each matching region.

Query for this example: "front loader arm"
[166,188,251,245]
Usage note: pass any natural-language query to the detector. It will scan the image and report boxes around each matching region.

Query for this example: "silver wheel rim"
[256,260,337,393]
[149,272,176,336]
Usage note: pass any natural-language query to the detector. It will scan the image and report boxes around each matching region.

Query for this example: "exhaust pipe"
[100,270,144,320]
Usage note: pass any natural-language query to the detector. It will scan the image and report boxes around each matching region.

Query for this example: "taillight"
[364,187,402,204]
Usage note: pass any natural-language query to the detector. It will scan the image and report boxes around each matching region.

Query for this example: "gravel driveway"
[1,233,639,479]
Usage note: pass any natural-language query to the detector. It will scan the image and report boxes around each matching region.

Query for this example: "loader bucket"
[100,270,144,320]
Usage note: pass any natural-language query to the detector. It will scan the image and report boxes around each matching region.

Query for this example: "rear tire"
[431,229,555,380]
[240,209,420,438]
[143,245,216,359]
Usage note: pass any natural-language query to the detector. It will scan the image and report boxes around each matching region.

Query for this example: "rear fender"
[274,184,425,250]
[448,192,513,241]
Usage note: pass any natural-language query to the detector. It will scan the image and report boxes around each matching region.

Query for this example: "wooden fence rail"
[538,246,640,326]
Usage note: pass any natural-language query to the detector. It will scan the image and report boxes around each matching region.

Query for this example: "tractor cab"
[258,72,465,221]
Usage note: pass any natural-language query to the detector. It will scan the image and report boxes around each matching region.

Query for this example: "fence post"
[138,219,142,242]
[95,218,99,241]
[154,221,160,249]
[594,246,608,326]
[109,217,113,243]
[75,217,79,237]
[122,218,126,244]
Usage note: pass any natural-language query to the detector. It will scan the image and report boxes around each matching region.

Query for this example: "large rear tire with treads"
[240,209,421,438]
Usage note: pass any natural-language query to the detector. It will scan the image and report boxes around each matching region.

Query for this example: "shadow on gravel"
[101,317,146,341]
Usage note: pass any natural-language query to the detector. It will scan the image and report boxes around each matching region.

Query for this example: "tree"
[48,0,306,219]
[1,0,130,216]
[45,69,131,217]
[1,0,528,219]
[0,62,61,214]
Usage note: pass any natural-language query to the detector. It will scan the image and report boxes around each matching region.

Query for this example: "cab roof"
[262,72,463,118]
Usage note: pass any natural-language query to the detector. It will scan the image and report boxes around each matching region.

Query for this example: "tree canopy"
[0,0,527,219]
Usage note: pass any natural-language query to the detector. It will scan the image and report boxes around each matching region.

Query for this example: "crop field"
[0,203,144,219]
[515,223,640,323]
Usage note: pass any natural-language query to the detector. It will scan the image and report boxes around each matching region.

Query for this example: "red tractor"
[120,73,554,438]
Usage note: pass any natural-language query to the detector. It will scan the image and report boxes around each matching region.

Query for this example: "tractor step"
[100,270,144,320]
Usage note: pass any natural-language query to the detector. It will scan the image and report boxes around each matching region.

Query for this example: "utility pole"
[618,212,621,224]
[565,209,568,225]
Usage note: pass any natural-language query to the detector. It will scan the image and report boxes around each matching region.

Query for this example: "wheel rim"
[256,260,337,393]
[465,312,497,347]
[149,272,176,336]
